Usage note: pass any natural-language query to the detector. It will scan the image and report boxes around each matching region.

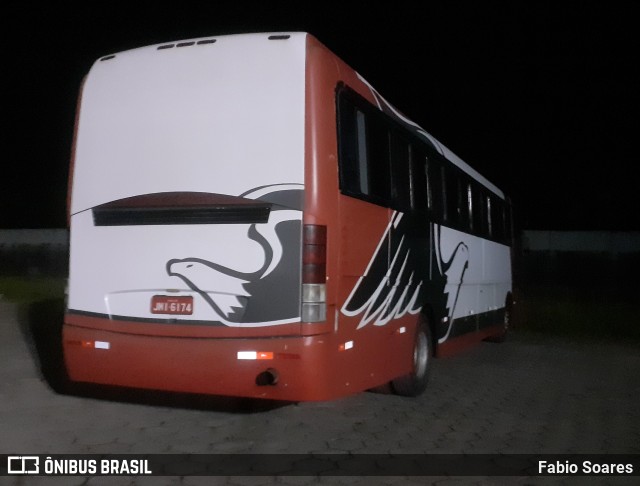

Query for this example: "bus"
[64,32,513,401]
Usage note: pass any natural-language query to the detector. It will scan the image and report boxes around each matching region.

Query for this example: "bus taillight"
[302,224,326,322]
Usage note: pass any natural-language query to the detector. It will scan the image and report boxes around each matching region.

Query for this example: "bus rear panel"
[65,33,337,400]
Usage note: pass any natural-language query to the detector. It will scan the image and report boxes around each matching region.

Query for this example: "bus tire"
[391,316,432,397]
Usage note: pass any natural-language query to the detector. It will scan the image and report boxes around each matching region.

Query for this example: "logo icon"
[7,456,39,474]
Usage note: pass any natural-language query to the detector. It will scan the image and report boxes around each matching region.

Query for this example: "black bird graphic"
[167,184,303,326]
[341,211,469,342]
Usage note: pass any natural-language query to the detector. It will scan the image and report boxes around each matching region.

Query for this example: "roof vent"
[157,39,216,51]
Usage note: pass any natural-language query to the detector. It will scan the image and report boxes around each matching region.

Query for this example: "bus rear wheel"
[391,317,432,397]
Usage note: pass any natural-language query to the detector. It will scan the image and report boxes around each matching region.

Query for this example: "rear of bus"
[64,33,330,400]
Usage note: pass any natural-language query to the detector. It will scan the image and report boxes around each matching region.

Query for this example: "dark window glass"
[337,90,390,205]
[472,185,483,235]
[355,111,369,195]
[465,182,474,231]
[455,177,469,229]
[390,131,411,211]
[424,155,433,211]
[486,195,492,237]
[505,202,513,244]
[410,148,427,212]
[444,167,459,225]
[337,97,363,197]
[337,84,510,240]
[431,161,445,222]
[492,197,506,242]
[366,117,391,203]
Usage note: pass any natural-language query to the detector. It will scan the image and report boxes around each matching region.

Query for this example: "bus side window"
[472,184,483,236]
[337,98,368,198]
[389,130,411,211]
[430,160,445,223]
[456,177,470,230]
[338,98,390,205]
[410,147,427,212]
[424,155,433,212]
[466,183,473,232]
[444,166,459,226]
[486,195,493,238]
[355,110,369,195]
[492,197,506,242]
[366,116,391,204]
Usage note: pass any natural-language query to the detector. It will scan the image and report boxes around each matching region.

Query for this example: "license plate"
[150,295,193,315]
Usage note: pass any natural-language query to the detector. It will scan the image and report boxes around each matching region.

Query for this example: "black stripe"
[66,308,226,326]
[92,205,270,226]
[447,307,505,338]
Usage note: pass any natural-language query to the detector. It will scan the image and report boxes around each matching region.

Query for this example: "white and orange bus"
[64,32,513,401]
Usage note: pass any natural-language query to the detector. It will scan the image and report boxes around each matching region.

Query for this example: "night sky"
[3,3,638,231]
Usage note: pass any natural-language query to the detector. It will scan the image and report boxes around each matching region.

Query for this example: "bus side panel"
[319,53,514,379]
[435,225,512,355]
[303,36,341,334]
[306,38,417,391]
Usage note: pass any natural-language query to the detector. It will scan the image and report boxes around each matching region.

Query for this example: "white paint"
[437,224,511,343]
[71,33,306,213]
[68,34,306,325]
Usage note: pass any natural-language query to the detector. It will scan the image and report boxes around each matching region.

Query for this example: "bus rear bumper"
[62,323,338,402]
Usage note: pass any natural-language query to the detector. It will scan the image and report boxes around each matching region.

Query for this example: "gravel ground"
[1,301,638,485]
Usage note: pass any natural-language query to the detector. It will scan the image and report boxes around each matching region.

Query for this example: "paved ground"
[1,300,639,485]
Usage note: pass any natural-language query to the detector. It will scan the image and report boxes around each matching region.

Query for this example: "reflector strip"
[339,340,354,351]
[237,351,274,360]
[73,340,110,349]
